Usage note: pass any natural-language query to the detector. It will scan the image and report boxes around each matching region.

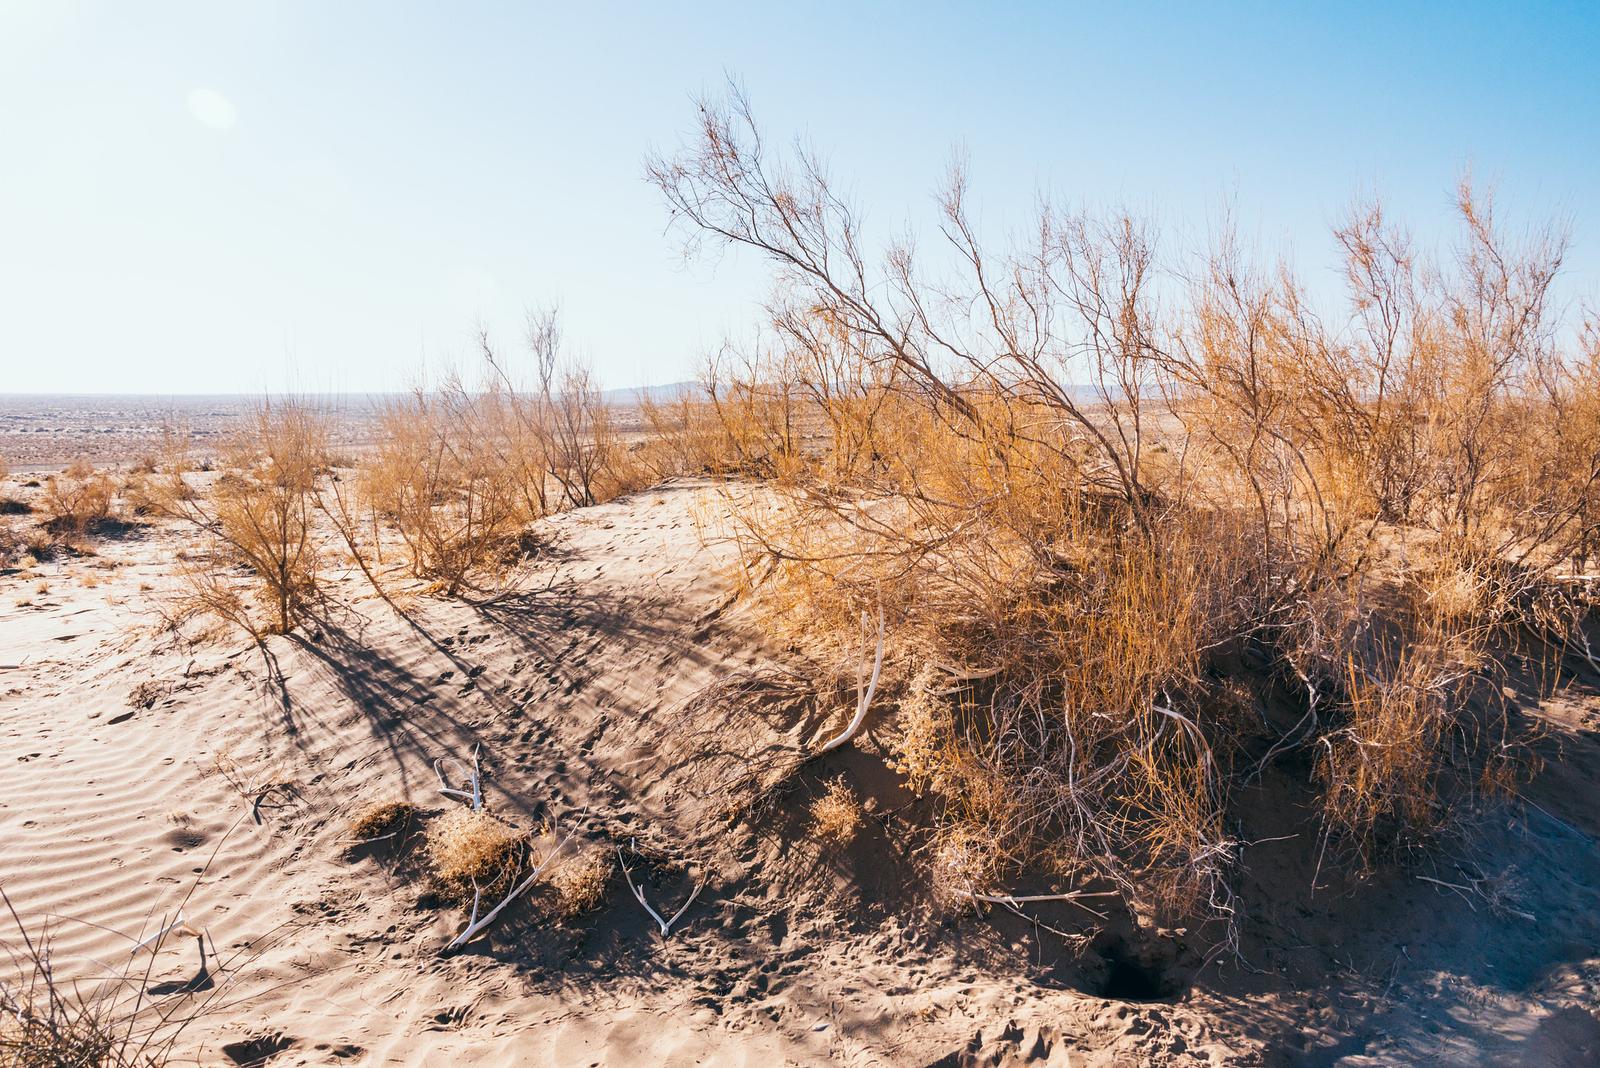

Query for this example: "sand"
[3,475,1599,1065]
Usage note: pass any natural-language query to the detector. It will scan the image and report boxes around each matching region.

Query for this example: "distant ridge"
[599,381,703,404]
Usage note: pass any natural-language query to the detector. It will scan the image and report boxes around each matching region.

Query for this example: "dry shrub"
[649,87,1600,928]
[151,403,327,636]
[1,945,123,1067]
[1,887,245,1067]
[364,383,529,595]
[488,309,650,510]
[361,317,650,595]
[425,807,526,904]
[809,776,863,843]
[19,528,62,564]
[930,822,1005,908]
[545,846,612,919]
[41,460,115,534]
[1,524,81,567]
[349,801,419,841]
[636,385,732,478]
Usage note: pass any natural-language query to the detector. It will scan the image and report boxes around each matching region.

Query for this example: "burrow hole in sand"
[1095,937,1188,1001]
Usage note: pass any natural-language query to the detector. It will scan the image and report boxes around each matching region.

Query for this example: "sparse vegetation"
[41,460,115,534]
[0,888,239,1068]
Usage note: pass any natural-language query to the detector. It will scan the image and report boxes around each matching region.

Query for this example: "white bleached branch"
[816,604,886,755]
[128,911,202,956]
[956,887,1118,919]
[129,908,211,972]
[616,842,704,937]
[435,743,483,810]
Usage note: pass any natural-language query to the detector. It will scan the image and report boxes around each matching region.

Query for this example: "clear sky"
[3,1,1597,394]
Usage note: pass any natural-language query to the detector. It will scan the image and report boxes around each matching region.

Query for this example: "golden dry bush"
[636,386,732,478]
[149,401,328,636]
[41,460,115,534]
[370,391,490,584]
[363,382,534,596]
[545,846,612,919]
[808,777,863,843]
[487,308,629,511]
[650,86,1600,926]
[360,320,657,597]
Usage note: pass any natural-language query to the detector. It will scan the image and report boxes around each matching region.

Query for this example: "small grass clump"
[809,776,863,843]
[425,807,526,904]
[545,846,613,919]
[348,800,419,841]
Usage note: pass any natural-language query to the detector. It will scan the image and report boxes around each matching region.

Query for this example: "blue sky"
[2,1,1597,394]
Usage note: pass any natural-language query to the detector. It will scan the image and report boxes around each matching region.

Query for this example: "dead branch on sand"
[435,743,484,811]
[616,840,705,937]
[128,908,211,975]
[445,822,580,950]
[815,604,886,756]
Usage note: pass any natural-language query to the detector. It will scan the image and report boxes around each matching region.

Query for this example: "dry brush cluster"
[646,88,1600,928]
[137,314,661,635]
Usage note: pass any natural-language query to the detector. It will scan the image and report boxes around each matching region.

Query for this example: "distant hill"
[598,381,704,405]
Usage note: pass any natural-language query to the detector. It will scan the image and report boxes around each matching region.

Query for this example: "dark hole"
[1100,944,1179,1000]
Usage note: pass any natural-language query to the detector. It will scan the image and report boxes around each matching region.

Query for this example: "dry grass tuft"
[545,846,613,919]
[0,980,121,1068]
[1,883,253,1067]
[808,776,863,843]
[425,808,526,904]
[349,801,419,841]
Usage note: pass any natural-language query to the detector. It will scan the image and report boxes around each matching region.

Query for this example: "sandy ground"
[2,475,1599,1066]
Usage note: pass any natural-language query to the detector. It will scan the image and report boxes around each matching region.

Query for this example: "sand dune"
[3,478,1599,1065]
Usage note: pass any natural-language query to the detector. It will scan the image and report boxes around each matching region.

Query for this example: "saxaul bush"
[41,459,116,535]
[361,312,649,595]
[152,402,327,637]
[648,85,1600,926]
[362,381,529,597]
